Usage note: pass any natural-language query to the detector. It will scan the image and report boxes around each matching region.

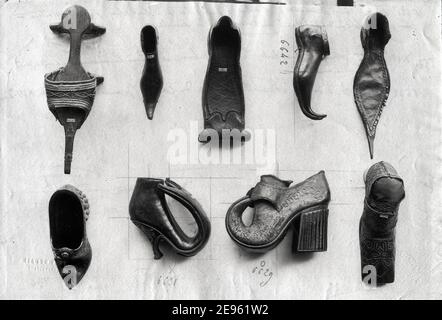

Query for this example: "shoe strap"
[363,201,398,230]
[248,181,286,209]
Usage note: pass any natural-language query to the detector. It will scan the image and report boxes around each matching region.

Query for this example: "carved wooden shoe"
[226,172,331,253]
[44,5,105,174]
[199,16,250,144]
[49,185,91,289]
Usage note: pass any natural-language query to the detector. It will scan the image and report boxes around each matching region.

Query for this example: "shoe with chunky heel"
[293,25,330,120]
[129,178,211,259]
[44,5,105,174]
[225,171,331,253]
[292,205,329,252]
[360,161,405,285]
[49,185,91,289]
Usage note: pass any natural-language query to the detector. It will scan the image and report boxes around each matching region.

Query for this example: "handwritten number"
[280,40,290,67]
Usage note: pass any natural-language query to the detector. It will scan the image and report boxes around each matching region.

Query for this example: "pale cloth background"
[0,0,441,299]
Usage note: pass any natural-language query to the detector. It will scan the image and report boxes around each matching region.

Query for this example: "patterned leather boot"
[360,161,405,285]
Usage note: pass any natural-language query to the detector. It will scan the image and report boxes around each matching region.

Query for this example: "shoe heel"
[293,206,329,252]
[134,223,164,260]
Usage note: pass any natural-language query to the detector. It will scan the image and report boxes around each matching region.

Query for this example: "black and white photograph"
[0,0,441,305]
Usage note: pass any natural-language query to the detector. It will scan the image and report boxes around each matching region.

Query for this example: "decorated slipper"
[353,13,391,159]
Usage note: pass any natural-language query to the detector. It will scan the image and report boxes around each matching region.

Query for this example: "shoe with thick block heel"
[129,178,211,259]
[225,171,331,253]
[360,161,405,285]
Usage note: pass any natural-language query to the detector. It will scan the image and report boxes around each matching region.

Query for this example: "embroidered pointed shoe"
[226,171,331,253]
[140,25,163,120]
[44,5,105,174]
[293,25,330,120]
[49,185,91,290]
[354,13,391,159]
[199,16,250,144]
[360,161,404,285]
[129,178,211,259]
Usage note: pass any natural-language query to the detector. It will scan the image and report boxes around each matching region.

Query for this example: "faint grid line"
[115,176,243,180]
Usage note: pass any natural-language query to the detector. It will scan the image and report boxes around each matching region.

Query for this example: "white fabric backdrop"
[0,0,441,299]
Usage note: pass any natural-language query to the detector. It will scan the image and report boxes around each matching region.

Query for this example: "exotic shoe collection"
[42,6,407,290]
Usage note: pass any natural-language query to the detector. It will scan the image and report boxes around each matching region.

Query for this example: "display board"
[0,0,441,299]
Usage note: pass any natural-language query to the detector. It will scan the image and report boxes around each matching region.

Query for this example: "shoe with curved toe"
[226,171,331,253]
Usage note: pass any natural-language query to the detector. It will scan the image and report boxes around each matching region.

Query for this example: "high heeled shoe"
[353,13,391,159]
[293,25,330,120]
[129,178,211,259]
[360,161,405,285]
[140,25,163,120]
[199,16,250,144]
[226,171,331,253]
[44,5,105,174]
[49,185,91,289]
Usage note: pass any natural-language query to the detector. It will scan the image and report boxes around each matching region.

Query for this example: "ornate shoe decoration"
[353,13,391,159]
[44,5,105,174]
[293,25,330,120]
[129,178,211,259]
[360,161,405,285]
[199,16,250,143]
[140,25,163,120]
[49,185,91,289]
[226,172,331,253]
